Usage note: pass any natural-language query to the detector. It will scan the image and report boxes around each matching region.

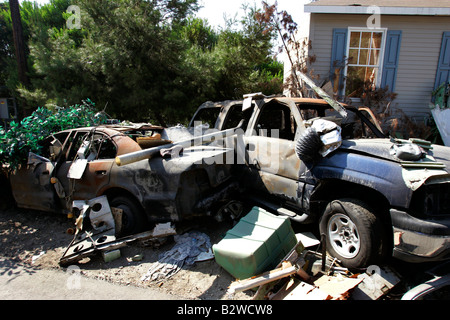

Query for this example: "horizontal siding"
[305,13,450,120]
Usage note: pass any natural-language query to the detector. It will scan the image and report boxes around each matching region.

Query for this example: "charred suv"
[191,96,450,268]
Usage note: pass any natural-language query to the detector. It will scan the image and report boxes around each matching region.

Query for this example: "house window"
[345,29,386,97]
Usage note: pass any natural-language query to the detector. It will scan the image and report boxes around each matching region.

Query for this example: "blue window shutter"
[330,28,348,96]
[434,32,450,90]
[381,30,402,92]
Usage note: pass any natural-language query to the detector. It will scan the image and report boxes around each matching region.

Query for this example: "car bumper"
[390,209,450,263]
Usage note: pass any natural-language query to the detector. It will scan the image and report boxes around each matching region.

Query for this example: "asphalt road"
[0,256,182,300]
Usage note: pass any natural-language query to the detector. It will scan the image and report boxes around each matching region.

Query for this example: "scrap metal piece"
[67,140,91,180]
[87,196,116,232]
[296,71,348,118]
[67,159,88,180]
[430,96,450,146]
[115,122,244,166]
[60,226,177,267]
[60,196,177,266]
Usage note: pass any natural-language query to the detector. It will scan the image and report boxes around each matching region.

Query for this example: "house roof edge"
[304,5,450,16]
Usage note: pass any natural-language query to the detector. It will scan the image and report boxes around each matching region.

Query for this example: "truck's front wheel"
[319,198,385,269]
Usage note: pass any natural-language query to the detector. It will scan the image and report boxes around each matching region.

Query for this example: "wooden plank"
[228,262,298,294]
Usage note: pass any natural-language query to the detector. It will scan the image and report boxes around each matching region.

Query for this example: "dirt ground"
[0,206,255,300]
[3,204,450,301]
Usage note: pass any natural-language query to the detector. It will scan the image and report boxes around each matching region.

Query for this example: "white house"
[285,0,450,122]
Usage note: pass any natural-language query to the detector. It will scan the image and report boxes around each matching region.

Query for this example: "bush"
[0,99,107,171]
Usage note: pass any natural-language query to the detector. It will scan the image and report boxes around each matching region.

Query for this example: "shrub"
[0,99,107,171]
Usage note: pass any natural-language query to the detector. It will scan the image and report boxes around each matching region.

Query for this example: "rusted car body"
[5,124,238,235]
[190,96,450,268]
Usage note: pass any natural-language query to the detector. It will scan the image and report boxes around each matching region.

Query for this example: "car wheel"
[110,196,146,236]
[319,198,384,269]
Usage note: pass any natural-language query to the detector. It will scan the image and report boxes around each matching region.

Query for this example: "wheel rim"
[327,213,361,259]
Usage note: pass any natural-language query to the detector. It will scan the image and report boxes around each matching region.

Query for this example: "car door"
[10,156,56,212]
[243,98,305,203]
[9,134,68,213]
[56,130,115,203]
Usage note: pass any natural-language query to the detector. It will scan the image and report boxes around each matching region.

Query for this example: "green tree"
[19,0,200,125]
[8,0,282,126]
[0,0,73,111]
[181,4,282,103]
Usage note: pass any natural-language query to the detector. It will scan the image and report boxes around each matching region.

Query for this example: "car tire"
[110,196,147,236]
[319,198,384,269]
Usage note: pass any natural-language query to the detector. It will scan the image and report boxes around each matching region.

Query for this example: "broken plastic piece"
[103,249,121,263]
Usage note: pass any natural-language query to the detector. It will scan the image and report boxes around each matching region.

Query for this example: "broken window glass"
[191,107,221,129]
[222,104,253,130]
[254,103,297,140]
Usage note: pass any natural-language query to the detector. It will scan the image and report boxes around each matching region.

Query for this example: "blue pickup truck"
[190,96,450,269]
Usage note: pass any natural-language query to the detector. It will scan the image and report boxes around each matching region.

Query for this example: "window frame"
[343,27,388,97]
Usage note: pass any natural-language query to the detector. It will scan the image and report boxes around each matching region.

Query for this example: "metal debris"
[59,196,177,266]
[352,265,401,300]
[141,231,212,282]
[225,237,401,300]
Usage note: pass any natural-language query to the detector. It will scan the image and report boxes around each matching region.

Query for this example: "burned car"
[190,96,450,269]
[3,123,239,235]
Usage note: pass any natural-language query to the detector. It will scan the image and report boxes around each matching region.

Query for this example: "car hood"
[340,138,450,174]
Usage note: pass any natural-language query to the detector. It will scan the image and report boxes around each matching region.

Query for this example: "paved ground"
[0,256,183,300]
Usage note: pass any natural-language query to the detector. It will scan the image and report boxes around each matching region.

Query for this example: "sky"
[18,0,310,29]
[196,0,308,29]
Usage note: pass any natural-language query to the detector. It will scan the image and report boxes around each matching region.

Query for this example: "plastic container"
[213,207,297,280]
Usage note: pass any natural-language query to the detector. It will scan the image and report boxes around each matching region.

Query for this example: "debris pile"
[56,198,449,300]
[59,196,177,266]
[226,243,401,300]
[141,231,213,282]
[214,208,402,300]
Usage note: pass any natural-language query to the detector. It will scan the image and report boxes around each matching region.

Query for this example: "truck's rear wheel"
[319,198,385,269]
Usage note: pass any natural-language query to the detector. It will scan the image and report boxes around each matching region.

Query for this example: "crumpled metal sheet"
[141,231,212,282]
